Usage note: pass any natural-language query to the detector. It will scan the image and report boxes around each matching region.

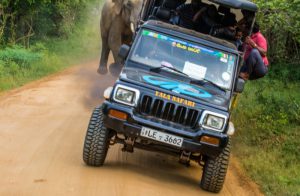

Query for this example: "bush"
[268,63,300,82]
[0,60,5,76]
[232,66,300,195]
[253,0,300,63]
[0,0,98,46]
[0,1,101,91]
[0,45,43,68]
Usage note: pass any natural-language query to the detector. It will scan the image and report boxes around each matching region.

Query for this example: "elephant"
[98,0,143,74]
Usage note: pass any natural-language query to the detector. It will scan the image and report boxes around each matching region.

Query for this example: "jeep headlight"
[113,85,140,106]
[200,111,227,132]
[205,115,224,130]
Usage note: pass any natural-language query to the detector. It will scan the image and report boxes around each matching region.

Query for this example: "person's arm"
[192,7,206,22]
[245,36,267,56]
[237,18,246,27]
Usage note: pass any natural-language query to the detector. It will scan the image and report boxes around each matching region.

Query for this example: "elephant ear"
[112,0,124,15]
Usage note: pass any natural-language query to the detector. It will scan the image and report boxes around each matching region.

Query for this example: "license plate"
[140,127,183,147]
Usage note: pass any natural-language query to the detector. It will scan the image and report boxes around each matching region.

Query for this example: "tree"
[0,0,93,47]
[253,0,300,63]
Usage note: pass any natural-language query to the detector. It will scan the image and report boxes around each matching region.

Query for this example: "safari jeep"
[83,0,258,193]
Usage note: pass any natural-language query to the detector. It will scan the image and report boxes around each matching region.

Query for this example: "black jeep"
[83,0,258,193]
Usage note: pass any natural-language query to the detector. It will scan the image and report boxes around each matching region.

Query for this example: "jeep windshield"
[130,29,237,90]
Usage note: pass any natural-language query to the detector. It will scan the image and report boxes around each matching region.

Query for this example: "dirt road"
[0,61,262,196]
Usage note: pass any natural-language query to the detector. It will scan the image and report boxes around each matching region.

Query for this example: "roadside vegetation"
[232,67,300,196]
[232,1,300,195]
[0,0,101,91]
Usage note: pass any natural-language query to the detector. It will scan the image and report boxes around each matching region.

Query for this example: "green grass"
[232,68,300,196]
[0,4,101,92]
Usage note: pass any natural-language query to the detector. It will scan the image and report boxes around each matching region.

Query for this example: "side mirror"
[118,44,130,61]
[234,78,245,93]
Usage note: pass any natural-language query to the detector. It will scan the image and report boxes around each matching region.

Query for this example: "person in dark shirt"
[193,4,218,34]
[237,9,254,34]
[176,0,205,29]
[235,28,243,50]
[212,12,237,40]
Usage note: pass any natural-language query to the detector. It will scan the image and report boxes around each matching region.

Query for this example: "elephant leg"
[108,23,123,65]
[108,26,123,76]
[98,34,109,75]
[110,42,122,65]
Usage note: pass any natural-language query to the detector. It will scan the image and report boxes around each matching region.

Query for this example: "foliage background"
[254,0,300,63]
[0,0,98,46]
[232,0,300,195]
[0,0,101,90]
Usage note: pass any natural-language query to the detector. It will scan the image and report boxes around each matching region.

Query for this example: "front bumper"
[102,101,229,158]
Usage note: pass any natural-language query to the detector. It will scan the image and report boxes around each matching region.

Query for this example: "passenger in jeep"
[193,4,219,34]
[235,28,243,50]
[239,23,269,80]
[176,0,206,29]
[211,12,237,41]
[238,9,255,33]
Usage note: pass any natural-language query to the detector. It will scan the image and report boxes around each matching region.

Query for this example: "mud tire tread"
[83,105,109,166]
[200,139,231,193]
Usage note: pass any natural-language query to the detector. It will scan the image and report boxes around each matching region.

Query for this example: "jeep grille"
[139,95,200,128]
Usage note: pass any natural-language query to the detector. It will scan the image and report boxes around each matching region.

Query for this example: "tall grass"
[232,64,300,196]
[0,3,101,92]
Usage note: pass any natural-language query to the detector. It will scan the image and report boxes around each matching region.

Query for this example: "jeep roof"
[209,0,257,11]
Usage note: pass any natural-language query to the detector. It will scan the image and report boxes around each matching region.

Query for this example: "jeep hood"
[120,67,231,109]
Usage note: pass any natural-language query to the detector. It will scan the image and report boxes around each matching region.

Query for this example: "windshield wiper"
[190,78,227,92]
[150,64,188,77]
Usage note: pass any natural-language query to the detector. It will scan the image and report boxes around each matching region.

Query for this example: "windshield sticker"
[220,57,228,63]
[143,75,212,99]
[172,42,200,54]
[183,61,207,79]
[220,53,229,63]
[142,30,230,58]
[173,42,187,50]
[222,72,231,81]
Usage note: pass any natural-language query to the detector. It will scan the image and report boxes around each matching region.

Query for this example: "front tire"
[83,105,110,166]
[200,139,231,193]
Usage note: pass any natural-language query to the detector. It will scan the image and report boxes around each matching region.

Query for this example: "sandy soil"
[0,61,263,196]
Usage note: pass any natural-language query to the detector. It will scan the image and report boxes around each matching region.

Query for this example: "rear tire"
[83,105,110,166]
[200,139,231,193]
